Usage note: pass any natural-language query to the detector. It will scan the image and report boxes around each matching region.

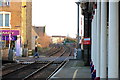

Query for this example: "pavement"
[50,59,91,80]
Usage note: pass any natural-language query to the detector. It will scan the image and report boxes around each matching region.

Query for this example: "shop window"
[0,12,11,28]
[1,36,17,48]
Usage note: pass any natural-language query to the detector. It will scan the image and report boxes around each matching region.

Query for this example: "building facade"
[0,0,32,57]
[79,0,119,79]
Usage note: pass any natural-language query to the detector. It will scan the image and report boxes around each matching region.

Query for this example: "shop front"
[0,30,22,57]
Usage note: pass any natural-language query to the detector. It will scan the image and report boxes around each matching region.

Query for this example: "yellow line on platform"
[72,69,78,80]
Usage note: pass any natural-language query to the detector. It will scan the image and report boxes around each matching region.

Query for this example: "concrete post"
[8,49,14,61]
[94,9,97,70]
[91,9,97,70]
[96,0,101,78]
[23,48,28,57]
[100,1,107,78]
[108,1,119,78]
[91,14,94,63]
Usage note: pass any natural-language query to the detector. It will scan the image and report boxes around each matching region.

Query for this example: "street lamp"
[75,1,82,60]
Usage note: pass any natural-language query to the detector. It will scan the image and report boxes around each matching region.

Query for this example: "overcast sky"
[32,0,82,38]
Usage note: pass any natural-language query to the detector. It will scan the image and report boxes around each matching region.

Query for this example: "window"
[0,14,3,26]
[0,12,11,28]
[0,0,10,6]
[0,1,2,6]
[5,14,9,26]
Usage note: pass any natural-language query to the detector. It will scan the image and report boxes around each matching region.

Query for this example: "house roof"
[32,26,45,36]
[52,35,66,38]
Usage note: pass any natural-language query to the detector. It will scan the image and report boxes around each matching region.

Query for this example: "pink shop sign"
[0,30,19,36]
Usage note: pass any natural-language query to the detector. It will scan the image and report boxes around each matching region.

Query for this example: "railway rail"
[24,45,71,80]
[2,44,73,80]
[2,63,28,76]
[41,44,61,56]
[1,45,62,76]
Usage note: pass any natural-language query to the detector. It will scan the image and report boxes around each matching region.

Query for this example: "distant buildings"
[51,36,66,43]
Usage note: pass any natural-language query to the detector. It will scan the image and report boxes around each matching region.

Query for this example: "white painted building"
[90,0,119,79]
[51,36,66,44]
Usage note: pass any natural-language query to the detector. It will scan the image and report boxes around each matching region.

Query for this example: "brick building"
[0,0,32,57]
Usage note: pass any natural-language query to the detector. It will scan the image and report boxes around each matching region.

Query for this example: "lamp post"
[75,1,80,49]
[75,1,82,60]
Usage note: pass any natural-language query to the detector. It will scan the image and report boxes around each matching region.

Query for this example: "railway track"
[2,62,50,80]
[1,45,62,77]
[2,45,73,80]
[25,45,72,80]
[47,46,62,57]
[41,44,61,56]
[24,45,70,80]
[2,63,28,76]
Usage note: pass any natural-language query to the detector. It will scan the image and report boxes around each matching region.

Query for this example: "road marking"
[72,69,78,80]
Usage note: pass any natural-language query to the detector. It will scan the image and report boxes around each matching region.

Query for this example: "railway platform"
[50,59,91,80]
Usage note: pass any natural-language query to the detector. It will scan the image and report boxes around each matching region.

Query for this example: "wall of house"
[0,2,22,30]
[31,27,39,50]
[26,2,32,50]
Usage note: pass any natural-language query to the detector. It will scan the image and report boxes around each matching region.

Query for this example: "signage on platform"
[83,37,90,45]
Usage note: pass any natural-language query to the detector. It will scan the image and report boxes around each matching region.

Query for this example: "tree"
[36,33,52,48]
[64,37,77,43]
